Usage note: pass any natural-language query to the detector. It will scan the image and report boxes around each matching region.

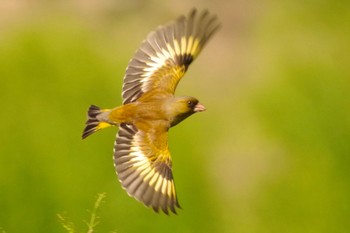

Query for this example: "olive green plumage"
[83,9,220,214]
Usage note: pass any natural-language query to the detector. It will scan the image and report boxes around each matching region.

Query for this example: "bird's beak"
[194,103,206,112]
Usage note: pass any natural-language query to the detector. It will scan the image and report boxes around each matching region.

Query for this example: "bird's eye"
[187,100,193,107]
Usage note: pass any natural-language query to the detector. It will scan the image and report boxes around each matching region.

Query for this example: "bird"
[82,8,220,214]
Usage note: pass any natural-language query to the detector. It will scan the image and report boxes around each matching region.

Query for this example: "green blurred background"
[1,0,349,232]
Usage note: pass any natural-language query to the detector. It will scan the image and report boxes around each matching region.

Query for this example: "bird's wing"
[122,9,221,104]
[114,123,179,214]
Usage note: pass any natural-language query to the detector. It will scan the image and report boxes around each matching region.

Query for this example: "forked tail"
[82,105,112,139]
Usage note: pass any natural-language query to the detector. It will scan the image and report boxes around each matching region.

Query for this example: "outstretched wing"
[114,123,180,214]
[122,9,221,104]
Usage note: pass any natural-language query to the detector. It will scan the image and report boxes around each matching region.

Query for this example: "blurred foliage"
[0,0,349,233]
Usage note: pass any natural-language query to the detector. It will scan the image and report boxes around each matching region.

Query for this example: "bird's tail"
[82,105,112,139]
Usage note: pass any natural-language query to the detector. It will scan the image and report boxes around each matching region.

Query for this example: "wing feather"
[122,9,221,104]
[114,123,179,214]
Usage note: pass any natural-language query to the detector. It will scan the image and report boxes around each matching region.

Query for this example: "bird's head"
[168,96,206,127]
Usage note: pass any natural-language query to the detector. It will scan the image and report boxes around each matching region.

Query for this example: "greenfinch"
[82,9,220,214]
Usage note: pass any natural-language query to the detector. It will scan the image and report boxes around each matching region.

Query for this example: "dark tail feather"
[82,105,111,139]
